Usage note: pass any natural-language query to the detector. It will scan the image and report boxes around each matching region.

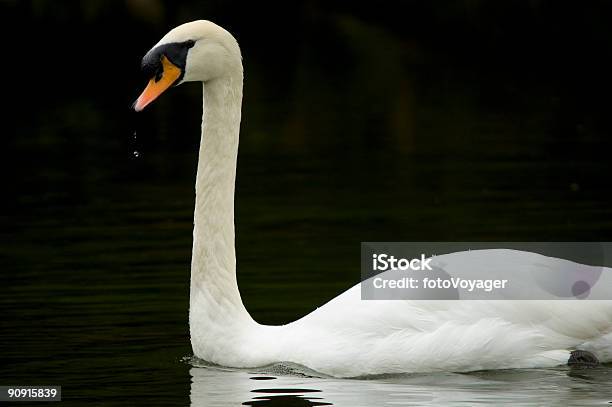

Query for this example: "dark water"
[3,148,612,406]
[4,1,612,405]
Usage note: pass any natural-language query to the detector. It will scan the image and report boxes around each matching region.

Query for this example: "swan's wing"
[431,249,612,300]
[301,249,612,329]
[360,248,612,300]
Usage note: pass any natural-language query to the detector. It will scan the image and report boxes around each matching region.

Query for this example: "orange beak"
[133,55,182,112]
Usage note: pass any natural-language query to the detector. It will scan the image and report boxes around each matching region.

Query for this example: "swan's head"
[134,20,241,111]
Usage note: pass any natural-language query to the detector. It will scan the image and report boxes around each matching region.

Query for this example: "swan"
[134,20,612,377]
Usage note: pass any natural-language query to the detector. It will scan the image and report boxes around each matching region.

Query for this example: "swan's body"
[135,20,612,377]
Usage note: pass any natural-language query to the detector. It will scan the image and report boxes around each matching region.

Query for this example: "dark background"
[2,1,612,404]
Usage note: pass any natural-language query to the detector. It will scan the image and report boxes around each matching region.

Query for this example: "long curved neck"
[190,73,255,356]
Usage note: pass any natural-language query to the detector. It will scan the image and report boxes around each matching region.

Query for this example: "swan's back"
[269,250,612,376]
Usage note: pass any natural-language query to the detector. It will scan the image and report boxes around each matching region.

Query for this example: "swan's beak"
[133,55,182,112]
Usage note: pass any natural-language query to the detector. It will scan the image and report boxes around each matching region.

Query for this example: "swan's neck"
[190,74,255,357]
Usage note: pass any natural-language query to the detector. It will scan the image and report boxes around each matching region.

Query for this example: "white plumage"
[140,20,612,377]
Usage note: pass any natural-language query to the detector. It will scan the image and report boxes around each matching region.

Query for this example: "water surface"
[191,363,612,407]
[3,150,612,406]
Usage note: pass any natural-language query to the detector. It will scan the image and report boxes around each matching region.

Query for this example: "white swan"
[134,20,612,377]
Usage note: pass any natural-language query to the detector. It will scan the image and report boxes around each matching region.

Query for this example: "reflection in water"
[244,395,331,407]
[244,388,331,407]
[190,364,612,407]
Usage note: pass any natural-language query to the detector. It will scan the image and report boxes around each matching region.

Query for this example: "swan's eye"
[154,64,164,82]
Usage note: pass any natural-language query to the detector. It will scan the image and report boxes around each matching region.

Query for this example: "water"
[191,364,612,406]
[131,132,141,159]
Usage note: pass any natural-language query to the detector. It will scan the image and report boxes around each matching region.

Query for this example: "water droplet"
[133,151,140,158]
